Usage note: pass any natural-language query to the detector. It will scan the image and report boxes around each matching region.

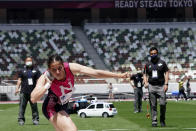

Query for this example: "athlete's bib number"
[60,93,72,105]
[59,82,75,105]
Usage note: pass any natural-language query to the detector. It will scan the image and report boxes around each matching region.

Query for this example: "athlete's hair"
[47,54,63,68]
[149,47,158,54]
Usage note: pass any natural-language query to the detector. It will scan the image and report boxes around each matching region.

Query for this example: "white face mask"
[137,71,142,74]
[25,61,32,66]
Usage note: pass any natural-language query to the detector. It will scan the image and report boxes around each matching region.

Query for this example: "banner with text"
[115,0,194,8]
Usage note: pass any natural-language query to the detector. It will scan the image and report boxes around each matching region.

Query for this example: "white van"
[77,102,117,118]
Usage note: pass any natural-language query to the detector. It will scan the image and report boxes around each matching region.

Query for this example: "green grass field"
[0,100,196,131]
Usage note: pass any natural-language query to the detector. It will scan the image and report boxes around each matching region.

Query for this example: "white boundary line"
[151,127,196,130]
[78,130,95,131]
[78,129,132,131]
[151,128,178,130]
[102,129,130,131]
[78,128,196,131]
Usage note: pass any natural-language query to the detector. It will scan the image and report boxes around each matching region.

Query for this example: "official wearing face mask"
[15,56,41,126]
[130,68,144,113]
[143,47,169,127]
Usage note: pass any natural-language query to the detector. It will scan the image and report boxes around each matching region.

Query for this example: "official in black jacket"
[15,56,41,126]
[130,68,144,113]
[143,47,169,127]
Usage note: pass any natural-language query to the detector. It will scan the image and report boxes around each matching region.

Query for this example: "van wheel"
[102,112,109,118]
[80,113,86,118]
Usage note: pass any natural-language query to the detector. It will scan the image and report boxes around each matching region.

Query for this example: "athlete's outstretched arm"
[31,74,48,103]
[69,63,129,78]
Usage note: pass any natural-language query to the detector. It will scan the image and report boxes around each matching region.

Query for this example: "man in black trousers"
[186,78,191,99]
[144,47,169,127]
[15,56,41,126]
[130,67,144,113]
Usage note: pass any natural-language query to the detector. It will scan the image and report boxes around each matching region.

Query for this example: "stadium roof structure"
[0,0,114,8]
[0,0,195,8]
[0,0,113,1]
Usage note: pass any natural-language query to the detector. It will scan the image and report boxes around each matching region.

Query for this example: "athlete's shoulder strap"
[63,62,69,71]
[63,62,72,74]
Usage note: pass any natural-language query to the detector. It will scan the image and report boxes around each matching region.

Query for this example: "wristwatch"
[164,83,168,85]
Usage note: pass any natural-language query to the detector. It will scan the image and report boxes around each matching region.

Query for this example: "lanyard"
[151,63,158,70]
[27,70,32,78]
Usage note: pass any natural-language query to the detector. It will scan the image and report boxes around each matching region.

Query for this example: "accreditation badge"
[137,82,141,87]
[152,70,158,78]
[28,78,33,85]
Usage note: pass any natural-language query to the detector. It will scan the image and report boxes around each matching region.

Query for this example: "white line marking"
[102,129,129,131]
[78,130,95,131]
[151,128,178,130]
[152,127,196,130]
[78,128,196,131]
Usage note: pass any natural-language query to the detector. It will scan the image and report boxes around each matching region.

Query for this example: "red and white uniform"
[42,62,75,119]
[50,62,75,104]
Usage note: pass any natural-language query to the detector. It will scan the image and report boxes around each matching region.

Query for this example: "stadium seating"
[1,22,196,82]
[0,24,94,80]
[84,22,196,80]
